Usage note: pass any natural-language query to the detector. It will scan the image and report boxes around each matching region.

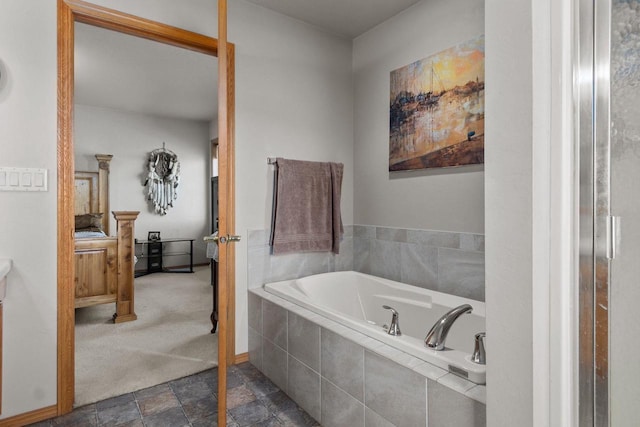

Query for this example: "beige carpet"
[74,266,217,407]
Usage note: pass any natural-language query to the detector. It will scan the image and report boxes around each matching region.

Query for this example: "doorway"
[57,0,236,417]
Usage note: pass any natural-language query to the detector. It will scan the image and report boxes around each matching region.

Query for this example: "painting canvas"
[389,35,485,171]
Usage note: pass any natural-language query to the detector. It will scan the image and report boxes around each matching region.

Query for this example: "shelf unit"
[135,238,194,277]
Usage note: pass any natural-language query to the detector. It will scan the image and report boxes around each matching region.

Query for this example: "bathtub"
[264,271,486,384]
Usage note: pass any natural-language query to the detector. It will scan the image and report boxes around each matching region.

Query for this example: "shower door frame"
[577,0,611,425]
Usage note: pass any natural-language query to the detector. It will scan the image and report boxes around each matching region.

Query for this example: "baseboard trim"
[234,352,249,364]
[0,404,57,427]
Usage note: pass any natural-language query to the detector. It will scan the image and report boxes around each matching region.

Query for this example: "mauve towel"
[271,158,343,255]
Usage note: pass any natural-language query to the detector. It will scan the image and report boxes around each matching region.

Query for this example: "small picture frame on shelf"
[148,231,161,242]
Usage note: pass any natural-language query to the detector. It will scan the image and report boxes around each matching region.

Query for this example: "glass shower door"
[609,1,640,425]
[581,1,640,425]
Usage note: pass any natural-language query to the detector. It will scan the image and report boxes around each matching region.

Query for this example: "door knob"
[203,234,241,244]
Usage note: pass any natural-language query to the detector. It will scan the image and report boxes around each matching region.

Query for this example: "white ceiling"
[74,2,421,120]
[74,23,218,122]
[244,0,422,38]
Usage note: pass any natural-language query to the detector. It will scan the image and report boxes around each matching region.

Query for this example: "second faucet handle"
[472,332,486,365]
[382,305,401,336]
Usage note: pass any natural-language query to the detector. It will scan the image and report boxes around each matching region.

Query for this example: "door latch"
[606,215,619,260]
[203,234,242,244]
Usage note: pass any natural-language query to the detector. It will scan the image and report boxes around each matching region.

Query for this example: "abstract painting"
[389,35,485,171]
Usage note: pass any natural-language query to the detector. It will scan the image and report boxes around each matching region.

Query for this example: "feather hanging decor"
[145,143,180,215]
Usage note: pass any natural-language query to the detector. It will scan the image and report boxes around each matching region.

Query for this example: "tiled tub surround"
[248,288,486,427]
[265,271,486,384]
[247,225,485,302]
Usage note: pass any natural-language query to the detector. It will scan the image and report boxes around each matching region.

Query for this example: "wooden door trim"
[216,1,232,424]
[57,0,236,415]
[64,0,219,55]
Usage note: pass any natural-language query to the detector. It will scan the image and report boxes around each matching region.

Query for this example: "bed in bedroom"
[74,154,139,323]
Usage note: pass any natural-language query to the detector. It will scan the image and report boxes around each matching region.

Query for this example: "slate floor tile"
[137,389,180,417]
[140,406,189,427]
[134,383,171,400]
[96,393,136,411]
[251,416,284,427]
[51,404,97,427]
[228,400,271,426]
[235,362,266,382]
[31,365,316,427]
[182,396,217,421]
[170,376,214,404]
[227,369,245,389]
[196,369,218,390]
[112,419,144,427]
[96,401,141,426]
[227,385,258,409]
[246,377,280,398]
[260,390,298,414]
[276,409,320,427]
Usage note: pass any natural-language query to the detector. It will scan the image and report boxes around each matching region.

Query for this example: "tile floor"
[29,363,320,427]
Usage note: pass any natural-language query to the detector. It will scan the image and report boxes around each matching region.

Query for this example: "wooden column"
[112,211,139,323]
[218,0,229,425]
[95,154,113,235]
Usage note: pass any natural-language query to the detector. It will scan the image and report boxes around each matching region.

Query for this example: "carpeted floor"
[74,266,217,407]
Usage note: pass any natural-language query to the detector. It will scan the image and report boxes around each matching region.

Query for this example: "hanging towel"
[270,158,343,255]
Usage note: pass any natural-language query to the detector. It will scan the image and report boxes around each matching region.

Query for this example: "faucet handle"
[382,305,397,315]
[472,332,486,365]
[382,305,401,336]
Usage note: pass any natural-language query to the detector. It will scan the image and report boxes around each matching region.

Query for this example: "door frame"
[56,0,236,416]
[576,0,612,424]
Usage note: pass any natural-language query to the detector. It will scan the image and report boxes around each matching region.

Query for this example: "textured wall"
[0,0,354,417]
[0,0,58,418]
[229,1,355,354]
[485,0,534,425]
[352,0,485,233]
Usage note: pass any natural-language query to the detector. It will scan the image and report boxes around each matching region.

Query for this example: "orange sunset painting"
[389,35,485,171]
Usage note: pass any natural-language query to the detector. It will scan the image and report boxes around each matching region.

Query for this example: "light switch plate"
[0,167,48,192]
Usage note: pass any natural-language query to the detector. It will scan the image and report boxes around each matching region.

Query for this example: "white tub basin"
[0,258,12,302]
[265,271,487,384]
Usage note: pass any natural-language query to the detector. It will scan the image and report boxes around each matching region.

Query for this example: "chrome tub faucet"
[382,305,401,336]
[424,304,473,350]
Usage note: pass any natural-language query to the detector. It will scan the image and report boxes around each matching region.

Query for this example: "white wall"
[352,0,485,233]
[0,0,548,422]
[75,105,211,265]
[0,0,58,418]
[229,1,354,353]
[0,0,353,417]
[85,0,355,357]
[485,0,534,425]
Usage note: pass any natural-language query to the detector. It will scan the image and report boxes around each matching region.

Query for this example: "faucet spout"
[424,304,473,351]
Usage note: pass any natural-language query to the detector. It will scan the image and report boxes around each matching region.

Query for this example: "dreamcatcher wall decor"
[145,143,180,215]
